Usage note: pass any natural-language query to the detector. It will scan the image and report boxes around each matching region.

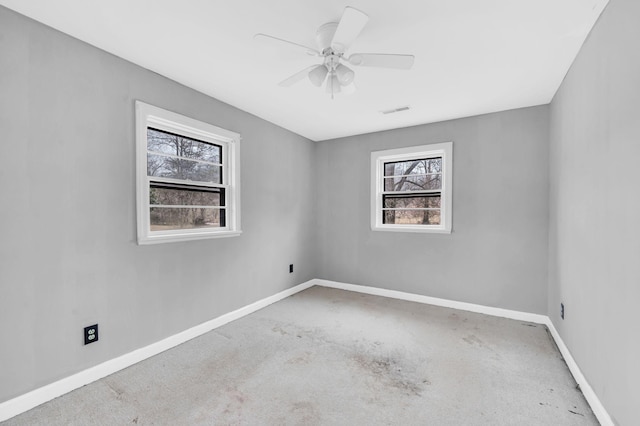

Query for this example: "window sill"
[372,225,451,234]
[137,230,242,245]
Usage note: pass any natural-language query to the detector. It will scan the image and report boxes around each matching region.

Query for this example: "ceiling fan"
[255,6,415,98]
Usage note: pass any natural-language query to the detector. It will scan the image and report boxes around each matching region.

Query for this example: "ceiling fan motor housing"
[316,22,339,52]
[315,21,349,79]
[313,21,357,93]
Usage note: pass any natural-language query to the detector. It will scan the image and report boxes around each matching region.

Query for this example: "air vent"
[381,106,410,115]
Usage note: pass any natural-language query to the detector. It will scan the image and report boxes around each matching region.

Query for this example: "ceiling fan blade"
[278,66,317,87]
[348,53,415,69]
[331,7,369,53]
[254,33,320,56]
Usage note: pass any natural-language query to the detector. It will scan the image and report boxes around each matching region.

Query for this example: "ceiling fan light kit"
[309,64,329,87]
[256,6,415,99]
[335,64,355,85]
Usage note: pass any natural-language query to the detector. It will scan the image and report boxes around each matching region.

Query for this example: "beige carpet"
[4,286,597,425]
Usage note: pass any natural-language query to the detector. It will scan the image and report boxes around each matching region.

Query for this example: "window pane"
[150,186,223,206]
[383,195,440,209]
[384,158,441,177]
[384,174,441,191]
[147,153,221,183]
[147,128,221,163]
[150,207,225,230]
[383,209,441,225]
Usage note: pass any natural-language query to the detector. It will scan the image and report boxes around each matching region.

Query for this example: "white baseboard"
[0,280,315,422]
[1,278,613,426]
[313,279,613,426]
[544,319,613,426]
[313,279,549,324]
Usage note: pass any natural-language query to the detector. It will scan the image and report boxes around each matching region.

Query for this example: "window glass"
[147,128,221,163]
[136,101,241,244]
[371,142,452,233]
[150,207,224,230]
[147,154,222,183]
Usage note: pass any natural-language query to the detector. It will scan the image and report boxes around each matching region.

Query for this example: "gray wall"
[548,0,640,424]
[316,106,550,314]
[0,7,317,403]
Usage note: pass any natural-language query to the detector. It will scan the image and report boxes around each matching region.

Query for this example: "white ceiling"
[1,0,608,141]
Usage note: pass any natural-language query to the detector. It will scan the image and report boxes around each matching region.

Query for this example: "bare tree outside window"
[382,157,442,225]
[146,128,225,231]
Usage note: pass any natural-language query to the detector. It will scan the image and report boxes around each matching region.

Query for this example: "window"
[136,101,241,244]
[371,142,452,233]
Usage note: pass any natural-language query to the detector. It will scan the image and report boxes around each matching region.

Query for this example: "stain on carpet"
[350,351,426,396]
[290,401,321,425]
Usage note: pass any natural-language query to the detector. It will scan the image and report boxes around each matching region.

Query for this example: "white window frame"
[371,142,452,234]
[135,101,241,244]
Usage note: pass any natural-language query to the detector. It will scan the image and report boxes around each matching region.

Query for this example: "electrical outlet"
[84,324,98,345]
[289,264,293,273]
[560,303,565,320]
